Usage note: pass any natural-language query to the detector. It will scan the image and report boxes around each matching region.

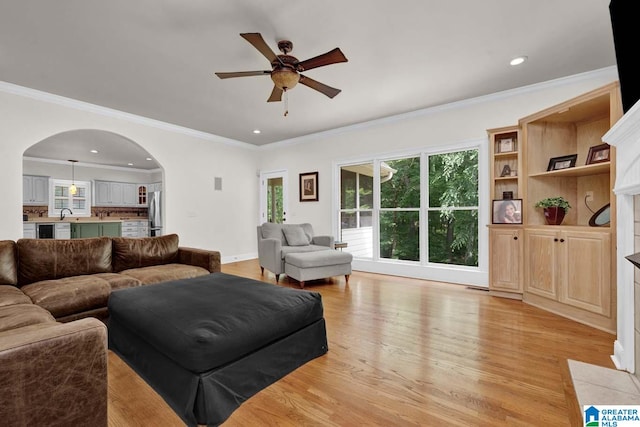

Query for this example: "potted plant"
[535,196,571,225]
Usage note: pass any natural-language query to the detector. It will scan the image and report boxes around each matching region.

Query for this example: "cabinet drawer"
[121,231,139,237]
[122,221,139,227]
[122,226,138,232]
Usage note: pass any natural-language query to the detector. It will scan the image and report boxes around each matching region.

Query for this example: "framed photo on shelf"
[497,137,515,153]
[492,199,523,224]
[586,143,611,165]
[299,171,319,202]
[547,154,577,171]
[500,165,511,177]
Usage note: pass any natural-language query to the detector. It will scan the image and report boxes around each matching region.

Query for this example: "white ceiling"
[2,1,618,165]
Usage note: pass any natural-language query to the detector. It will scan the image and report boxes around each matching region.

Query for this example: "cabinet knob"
[513,236,518,240]
[554,238,559,242]
[560,238,565,243]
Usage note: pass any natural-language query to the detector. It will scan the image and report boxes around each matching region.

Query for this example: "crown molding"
[0,80,258,151]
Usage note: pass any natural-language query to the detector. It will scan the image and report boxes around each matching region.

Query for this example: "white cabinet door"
[23,223,36,238]
[55,223,71,239]
[109,182,124,205]
[23,175,49,205]
[122,183,137,206]
[94,181,111,205]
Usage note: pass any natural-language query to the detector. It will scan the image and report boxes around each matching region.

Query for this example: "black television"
[609,0,640,113]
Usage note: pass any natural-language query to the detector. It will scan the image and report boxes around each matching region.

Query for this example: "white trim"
[334,140,487,286]
[0,80,257,150]
[264,67,619,149]
[604,97,640,373]
[258,169,288,225]
[24,156,162,174]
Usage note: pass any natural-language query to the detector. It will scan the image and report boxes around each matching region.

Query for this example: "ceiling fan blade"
[215,70,270,79]
[299,75,342,98]
[240,33,280,64]
[296,48,348,72]
[267,86,283,103]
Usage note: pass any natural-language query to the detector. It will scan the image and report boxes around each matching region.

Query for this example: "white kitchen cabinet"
[23,175,49,205]
[148,182,162,193]
[55,223,71,239]
[123,183,137,206]
[94,181,126,206]
[23,223,36,239]
[122,220,149,237]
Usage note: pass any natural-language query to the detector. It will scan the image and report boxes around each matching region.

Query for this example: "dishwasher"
[36,223,55,239]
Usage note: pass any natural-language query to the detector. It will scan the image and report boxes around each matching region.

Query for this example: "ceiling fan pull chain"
[284,89,289,117]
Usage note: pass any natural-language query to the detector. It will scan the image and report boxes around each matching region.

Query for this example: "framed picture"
[492,199,523,224]
[498,137,515,153]
[586,143,611,164]
[547,154,577,171]
[299,171,318,202]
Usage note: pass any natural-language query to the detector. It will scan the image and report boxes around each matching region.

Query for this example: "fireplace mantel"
[603,99,640,373]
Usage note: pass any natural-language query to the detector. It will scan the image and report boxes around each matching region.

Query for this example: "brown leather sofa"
[0,234,221,426]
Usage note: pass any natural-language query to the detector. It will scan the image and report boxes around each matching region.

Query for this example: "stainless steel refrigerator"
[148,191,163,236]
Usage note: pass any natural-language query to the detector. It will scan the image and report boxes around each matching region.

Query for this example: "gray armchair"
[257,223,334,281]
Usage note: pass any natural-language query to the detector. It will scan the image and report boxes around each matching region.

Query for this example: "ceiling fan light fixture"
[270,68,299,90]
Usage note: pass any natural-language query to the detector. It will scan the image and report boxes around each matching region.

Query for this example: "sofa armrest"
[312,235,335,248]
[178,247,221,273]
[258,238,282,274]
[0,318,108,426]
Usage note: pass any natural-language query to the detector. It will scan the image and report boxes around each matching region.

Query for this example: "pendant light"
[68,160,78,195]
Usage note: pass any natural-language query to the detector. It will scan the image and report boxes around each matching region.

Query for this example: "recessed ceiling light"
[253,129,261,134]
[510,56,528,66]
[90,149,99,154]
[146,157,153,161]
[127,162,133,166]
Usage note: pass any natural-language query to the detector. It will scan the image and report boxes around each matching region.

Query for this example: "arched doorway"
[22,129,163,234]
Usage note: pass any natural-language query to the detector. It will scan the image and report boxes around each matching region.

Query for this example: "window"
[49,179,92,217]
[339,163,374,258]
[379,156,420,261]
[337,147,479,268]
[427,150,478,266]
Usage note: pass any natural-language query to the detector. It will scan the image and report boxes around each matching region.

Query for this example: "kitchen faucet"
[60,208,73,220]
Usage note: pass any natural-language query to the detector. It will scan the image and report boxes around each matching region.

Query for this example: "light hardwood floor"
[108,259,615,426]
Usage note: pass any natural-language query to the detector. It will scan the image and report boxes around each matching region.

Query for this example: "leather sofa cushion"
[0,285,32,307]
[0,240,17,286]
[92,272,142,291]
[119,263,210,285]
[0,304,56,333]
[112,234,179,272]
[17,238,112,286]
[21,276,111,319]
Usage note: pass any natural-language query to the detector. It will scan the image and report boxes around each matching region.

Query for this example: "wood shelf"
[528,162,610,178]
[495,176,518,181]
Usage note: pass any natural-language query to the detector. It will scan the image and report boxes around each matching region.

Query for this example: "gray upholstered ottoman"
[284,250,353,288]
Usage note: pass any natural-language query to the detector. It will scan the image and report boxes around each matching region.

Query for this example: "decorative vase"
[543,207,565,225]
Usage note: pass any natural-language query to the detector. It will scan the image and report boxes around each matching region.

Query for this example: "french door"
[259,170,288,224]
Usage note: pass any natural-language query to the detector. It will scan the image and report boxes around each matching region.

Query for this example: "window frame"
[333,139,488,283]
[49,179,92,218]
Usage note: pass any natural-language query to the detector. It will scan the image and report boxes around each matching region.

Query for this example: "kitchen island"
[23,218,149,239]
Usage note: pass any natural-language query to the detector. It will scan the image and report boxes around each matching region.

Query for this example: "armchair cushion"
[283,225,311,246]
[261,222,285,244]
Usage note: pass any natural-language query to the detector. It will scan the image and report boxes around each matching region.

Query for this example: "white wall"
[256,67,620,283]
[0,67,620,269]
[0,85,260,262]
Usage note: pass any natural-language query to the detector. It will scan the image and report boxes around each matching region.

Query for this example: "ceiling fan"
[215,33,348,103]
